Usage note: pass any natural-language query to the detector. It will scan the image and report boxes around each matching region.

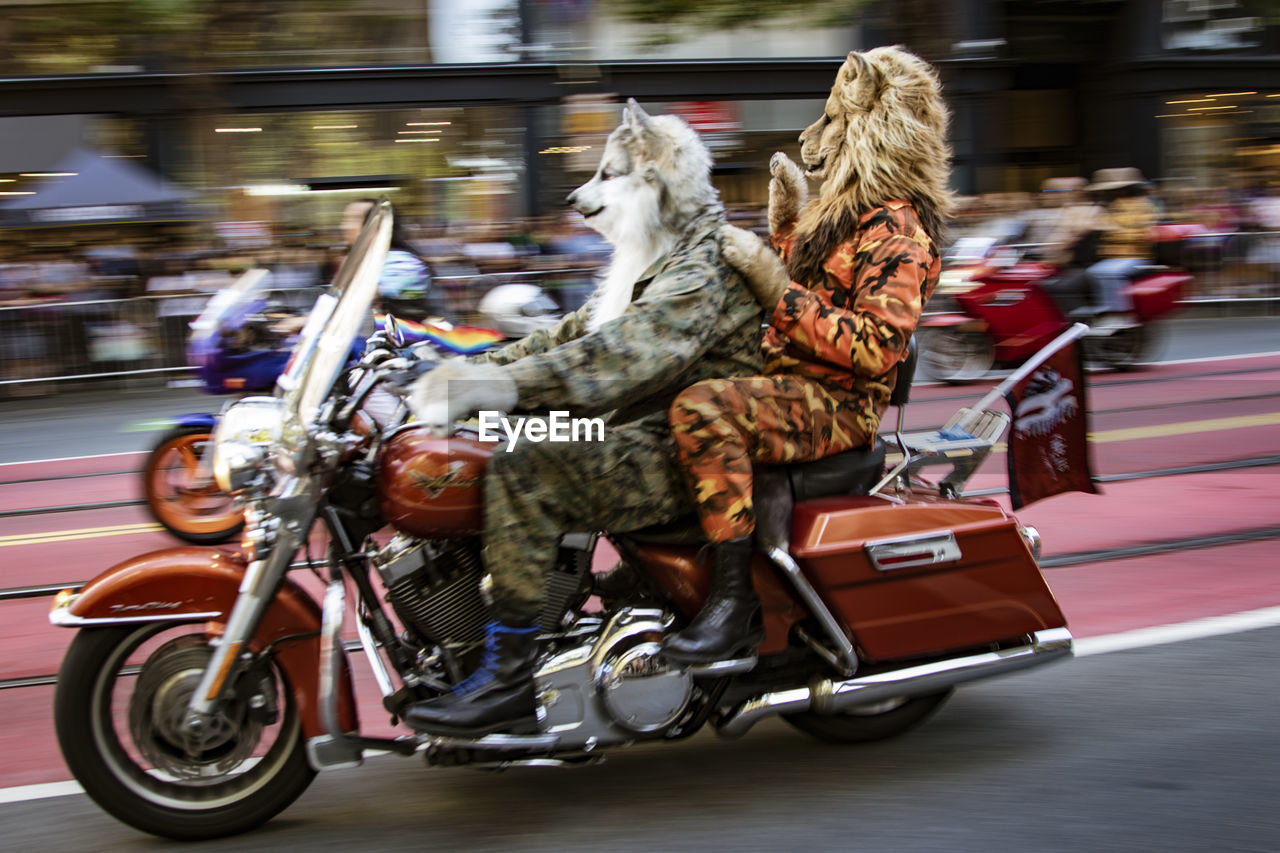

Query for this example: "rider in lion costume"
[662,46,953,664]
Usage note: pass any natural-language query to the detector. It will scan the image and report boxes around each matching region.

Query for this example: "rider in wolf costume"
[403,101,763,735]
[662,46,954,664]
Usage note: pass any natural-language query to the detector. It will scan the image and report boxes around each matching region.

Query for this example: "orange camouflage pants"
[669,375,877,542]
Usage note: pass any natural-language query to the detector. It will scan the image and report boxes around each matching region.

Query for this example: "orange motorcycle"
[50,202,1073,840]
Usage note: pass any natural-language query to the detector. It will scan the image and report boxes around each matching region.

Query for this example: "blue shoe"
[405,620,540,736]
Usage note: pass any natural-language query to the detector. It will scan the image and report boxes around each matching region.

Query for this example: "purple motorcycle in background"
[143,269,504,544]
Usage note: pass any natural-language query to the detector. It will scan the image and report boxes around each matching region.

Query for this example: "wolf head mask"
[567,99,723,329]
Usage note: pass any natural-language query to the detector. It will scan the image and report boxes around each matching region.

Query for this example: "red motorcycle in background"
[920,259,1189,382]
[49,203,1075,840]
[920,226,1194,383]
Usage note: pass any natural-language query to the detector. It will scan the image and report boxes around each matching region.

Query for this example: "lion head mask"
[789,45,953,284]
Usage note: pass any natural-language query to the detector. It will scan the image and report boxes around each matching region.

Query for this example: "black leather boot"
[661,537,764,665]
[593,561,653,605]
[404,617,540,736]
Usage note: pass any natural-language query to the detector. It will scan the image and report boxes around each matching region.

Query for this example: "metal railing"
[0,265,602,390]
[4,230,1278,391]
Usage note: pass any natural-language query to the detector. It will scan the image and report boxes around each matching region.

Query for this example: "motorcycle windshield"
[186,267,274,355]
[278,199,391,428]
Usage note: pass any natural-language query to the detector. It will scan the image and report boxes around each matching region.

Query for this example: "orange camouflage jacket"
[765,200,941,421]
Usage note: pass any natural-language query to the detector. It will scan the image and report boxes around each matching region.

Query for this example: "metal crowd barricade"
[1182,229,1280,299]
[0,265,604,391]
[0,291,192,391]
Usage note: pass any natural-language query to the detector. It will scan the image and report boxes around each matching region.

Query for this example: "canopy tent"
[0,149,194,228]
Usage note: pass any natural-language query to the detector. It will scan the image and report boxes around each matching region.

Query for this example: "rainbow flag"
[375,314,504,355]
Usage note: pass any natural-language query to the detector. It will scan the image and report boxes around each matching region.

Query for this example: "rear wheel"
[1086,323,1159,371]
[918,328,995,383]
[143,424,243,545]
[782,689,953,743]
[54,624,315,840]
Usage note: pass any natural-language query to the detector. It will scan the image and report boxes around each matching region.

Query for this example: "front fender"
[172,412,218,430]
[50,546,357,737]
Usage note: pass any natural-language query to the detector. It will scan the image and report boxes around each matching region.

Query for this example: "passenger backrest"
[890,335,918,408]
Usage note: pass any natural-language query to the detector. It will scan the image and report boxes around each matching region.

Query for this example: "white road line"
[0,451,145,468]
[0,780,83,805]
[3,603,1280,806]
[1073,605,1280,657]
[1146,349,1280,367]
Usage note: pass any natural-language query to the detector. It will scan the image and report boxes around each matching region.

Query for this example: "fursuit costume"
[669,200,941,543]
[476,214,763,617]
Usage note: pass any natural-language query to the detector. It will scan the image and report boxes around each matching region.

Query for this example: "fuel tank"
[377,428,496,537]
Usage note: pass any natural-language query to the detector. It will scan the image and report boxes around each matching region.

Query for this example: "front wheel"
[782,689,952,743]
[918,328,995,383]
[143,424,244,545]
[54,624,315,840]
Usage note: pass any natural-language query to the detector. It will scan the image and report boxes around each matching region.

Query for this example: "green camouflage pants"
[482,420,692,619]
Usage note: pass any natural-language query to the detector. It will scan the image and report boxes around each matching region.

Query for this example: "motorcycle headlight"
[212,396,288,493]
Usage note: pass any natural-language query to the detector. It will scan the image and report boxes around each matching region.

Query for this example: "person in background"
[1033,176,1103,316]
[1084,168,1158,324]
[340,198,444,321]
[1036,177,1102,267]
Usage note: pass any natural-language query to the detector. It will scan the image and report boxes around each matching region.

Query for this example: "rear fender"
[50,546,357,737]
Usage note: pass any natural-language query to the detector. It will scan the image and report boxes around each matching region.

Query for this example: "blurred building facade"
[0,0,1278,233]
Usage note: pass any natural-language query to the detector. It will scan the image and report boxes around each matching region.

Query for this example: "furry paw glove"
[720,224,791,311]
[768,152,808,234]
[408,359,517,436]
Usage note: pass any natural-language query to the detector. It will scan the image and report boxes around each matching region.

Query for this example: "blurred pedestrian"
[1085,167,1158,322]
[340,199,444,321]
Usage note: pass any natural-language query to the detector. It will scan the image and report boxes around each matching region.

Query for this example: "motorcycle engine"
[596,638,693,735]
[536,608,695,745]
[373,535,487,648]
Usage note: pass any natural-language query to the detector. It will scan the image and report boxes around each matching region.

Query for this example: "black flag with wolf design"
[1004,338,1099,509]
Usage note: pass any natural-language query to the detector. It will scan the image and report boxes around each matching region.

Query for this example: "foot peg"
[685,656,757,677]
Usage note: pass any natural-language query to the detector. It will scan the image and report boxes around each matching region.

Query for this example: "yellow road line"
[1088,412,1280,444]
[0,522,161,548]
[928,411,1280,455]
[5,412,1278,547]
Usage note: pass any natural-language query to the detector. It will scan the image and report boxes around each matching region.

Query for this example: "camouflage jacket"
[767,200,940,420]
[480,215,764,430]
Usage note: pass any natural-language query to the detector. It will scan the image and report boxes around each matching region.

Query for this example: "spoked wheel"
[918,328,995,383]
[143,424,243,544]
[782,688,953,743]
[54,624,315,840]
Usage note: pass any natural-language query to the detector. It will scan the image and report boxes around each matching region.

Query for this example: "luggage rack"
[870,322,1088,499]
[871,407,1010,498]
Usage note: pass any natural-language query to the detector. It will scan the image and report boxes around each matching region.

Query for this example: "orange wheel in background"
[143,425,244,545]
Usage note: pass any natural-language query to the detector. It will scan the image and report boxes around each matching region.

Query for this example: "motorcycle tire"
[143,424,244,545]
[917,328,995,384]
[54,624,316,841]
[1086,323,1159,371]
[782,688,952,743]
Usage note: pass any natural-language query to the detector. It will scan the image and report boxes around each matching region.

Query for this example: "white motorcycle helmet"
[479,283,561,339]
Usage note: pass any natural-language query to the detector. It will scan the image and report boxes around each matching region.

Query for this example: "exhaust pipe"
[716,627,1073,739]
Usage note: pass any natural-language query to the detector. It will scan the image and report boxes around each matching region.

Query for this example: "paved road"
[3,625,1278,852]
[3,315,1278,465]
[1,316,1277,848]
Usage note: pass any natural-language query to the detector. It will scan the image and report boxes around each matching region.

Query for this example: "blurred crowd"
[0,182,1276,396]
[949,177,1280,294]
